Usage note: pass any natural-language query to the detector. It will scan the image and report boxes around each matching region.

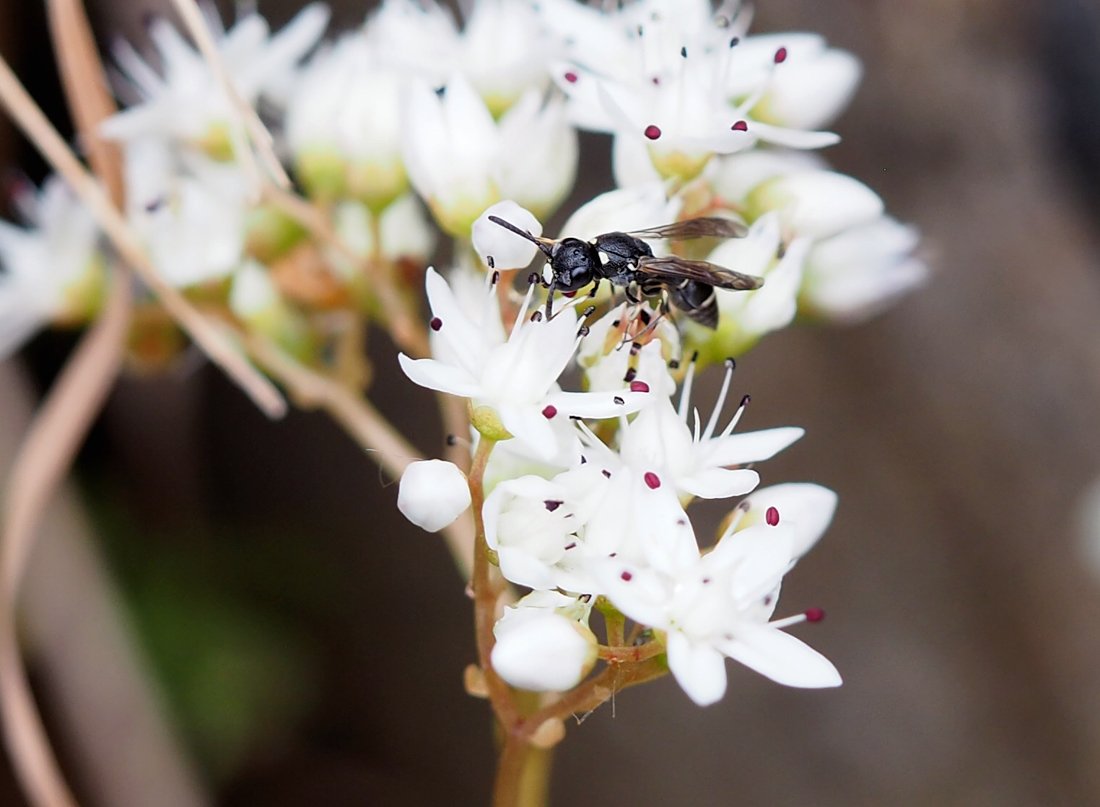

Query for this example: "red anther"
[644,124,662,140]
[630,381,650,393]
[766,506,780,526]
[644,472,661,489]
[430,317,443,331]
[620,570,634,581]
[542,405,558,419]
[774,46,788,63]
[564,71,578,83]
[805,607,826,623]
[731,120,748,132]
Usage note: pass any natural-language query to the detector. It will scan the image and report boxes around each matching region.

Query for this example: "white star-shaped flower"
[403,74,577,235]
[595,358,805,502]
[542,3,842,182]
[0,176,103,360]
[600,519,841,705]
[284,31,407,209]
[368,0,554,116]
[398,268,652,459]
[103,4,329,152]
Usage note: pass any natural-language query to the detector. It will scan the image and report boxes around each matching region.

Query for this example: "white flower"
[712,159,924,323]
[496,90,578,218]
[397,459,471,533]
[559,184,681,243]
[692,212,808,355]
[228,260,279,319]
[285,31,407,209]
[403,75,577,236]
[129,157,249,288]
[368,0,552,115]
[402,74,501,236]
[103,4,329,154]
[606,359,804,501]
[491,591,598,692]
[482,364,803,590]
[331,195,436,272]
[399,268,652,459]
[724,33,862,131]
[600,521,841,705]
[801,216,928,322]
[710,149,825,205]
[0,176,103,359]
[473,201,542,271]
[548,10,840,182]
[732,482,838,559]
[482,462,697,593]
[745,169,884,241]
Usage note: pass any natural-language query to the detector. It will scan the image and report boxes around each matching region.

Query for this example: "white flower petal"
[498,403,558,459]
[398,353,482,397]
[700,427,804,467]
[740,483,838,558]
[746,122,840,150]
[751,171,884,240]
[721,625,841,688]
[545,389,650,420]
[760,49,862,130]
[679,468,760,500]
[667,632,728,706]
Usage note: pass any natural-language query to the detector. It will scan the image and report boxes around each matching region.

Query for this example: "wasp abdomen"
[668,279,718,329]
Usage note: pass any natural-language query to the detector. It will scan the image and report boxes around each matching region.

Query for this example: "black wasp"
[487,215,763,329]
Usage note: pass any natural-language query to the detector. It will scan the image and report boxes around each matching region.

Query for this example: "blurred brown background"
[4,1,1100,805]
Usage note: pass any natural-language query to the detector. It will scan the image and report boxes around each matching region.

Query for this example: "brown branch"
[167,0,291,191]
[0,271,132,807]
[0,53,286,419]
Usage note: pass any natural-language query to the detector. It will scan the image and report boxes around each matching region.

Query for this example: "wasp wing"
[636,255,763,291]
[624,217,748,242]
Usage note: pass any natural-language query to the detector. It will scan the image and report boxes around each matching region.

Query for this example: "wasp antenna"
[488,215,555,257]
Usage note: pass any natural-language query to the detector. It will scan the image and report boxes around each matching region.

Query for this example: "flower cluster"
[0,0,928,712]
[0,0,922,369]
[398,202,841,704]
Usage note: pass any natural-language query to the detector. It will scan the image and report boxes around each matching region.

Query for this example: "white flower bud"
[711,150,825,206]
[802,216,927,322]
[402,74,501,236]
[747,170,883,240]
[497,91,578,218]
[491,603,598,692]
[229,261,279,319]
[472,201,543,270]
[397,459,471,533]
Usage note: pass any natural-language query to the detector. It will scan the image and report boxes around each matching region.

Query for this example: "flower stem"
[493,735,552,807]
[469,438,518,729]
[520,656,669,740]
